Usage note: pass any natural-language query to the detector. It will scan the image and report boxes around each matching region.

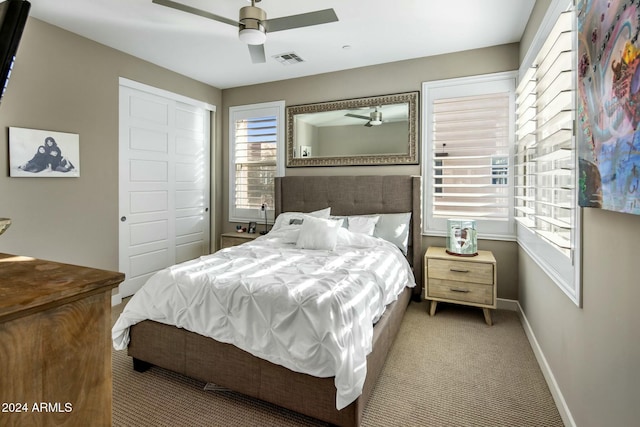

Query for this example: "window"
[515,2,581,306]
[422,72,517,239]
[491,156,509,185]
[229,101,285,223]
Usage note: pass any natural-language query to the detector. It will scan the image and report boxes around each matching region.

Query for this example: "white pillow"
[336,227,377,248]
[296,216,343,250]
[271,207,331,232]
[373,212,412,255]
[348,215,380,235]
[330,215,349,228]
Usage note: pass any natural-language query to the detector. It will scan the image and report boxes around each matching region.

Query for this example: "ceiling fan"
[345,107,383,127]
[152,0,339,64]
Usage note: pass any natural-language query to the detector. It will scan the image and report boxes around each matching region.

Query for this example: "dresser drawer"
[427,278,494,305]
[427,258,494,285]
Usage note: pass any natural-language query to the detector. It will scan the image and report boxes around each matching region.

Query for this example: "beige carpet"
[111,301,563,426]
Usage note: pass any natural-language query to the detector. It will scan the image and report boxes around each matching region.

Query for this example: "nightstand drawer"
[427,258,494,285]
[427,278,494,305]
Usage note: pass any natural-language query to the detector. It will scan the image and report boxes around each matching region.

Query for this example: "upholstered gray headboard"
[275,175,422,299]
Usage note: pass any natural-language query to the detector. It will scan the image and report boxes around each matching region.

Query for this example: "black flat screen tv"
[0,0,30,106]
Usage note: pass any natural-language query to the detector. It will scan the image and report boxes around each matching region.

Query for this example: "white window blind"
[229,101,284,223]
[432,93,511,218]
[515,5,580,305]
[423,72,516,238]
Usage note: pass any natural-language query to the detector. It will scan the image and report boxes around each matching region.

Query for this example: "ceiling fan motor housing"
[239,5,267,44]
[370,110,383,125]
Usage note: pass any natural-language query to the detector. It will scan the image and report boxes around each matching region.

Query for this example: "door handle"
[121,216,127,222]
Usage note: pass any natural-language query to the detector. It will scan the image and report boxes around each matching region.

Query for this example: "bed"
[112,175,422,426]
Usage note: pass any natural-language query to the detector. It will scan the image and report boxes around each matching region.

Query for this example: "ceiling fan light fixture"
[239,27,266,45]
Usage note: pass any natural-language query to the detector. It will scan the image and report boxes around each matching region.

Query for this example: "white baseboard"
[111,292,122,307]
[496,297,519,311]
[511,299,576,427]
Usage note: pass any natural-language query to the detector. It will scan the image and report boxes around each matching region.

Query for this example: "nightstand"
[424,246,497,325]
[220,232,259,249]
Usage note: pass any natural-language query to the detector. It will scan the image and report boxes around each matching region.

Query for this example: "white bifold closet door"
[118,79,212,298]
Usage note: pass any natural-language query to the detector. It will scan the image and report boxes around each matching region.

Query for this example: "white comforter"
[112,227,415,410]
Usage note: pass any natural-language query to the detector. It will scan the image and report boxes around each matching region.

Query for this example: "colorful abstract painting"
[578,0,640,214]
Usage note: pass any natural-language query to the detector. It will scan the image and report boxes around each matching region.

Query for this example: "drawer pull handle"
[450,288,470,293]
[450,268,470,273]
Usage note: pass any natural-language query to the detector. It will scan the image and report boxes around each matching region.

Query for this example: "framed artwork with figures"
[9,127,80,178]
[299,145,312,157]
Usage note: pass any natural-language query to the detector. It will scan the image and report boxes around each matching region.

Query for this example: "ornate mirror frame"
[286,91,419,167]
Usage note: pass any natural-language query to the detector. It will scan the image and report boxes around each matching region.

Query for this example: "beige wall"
[222,43,521,300]
[316,122,407,156]
[516,1,640,425]
[0,18,222,271]
[519,210,640,427]
[520,0,552,63]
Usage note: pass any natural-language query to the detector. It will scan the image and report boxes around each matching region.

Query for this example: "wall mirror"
[286,91,419,167]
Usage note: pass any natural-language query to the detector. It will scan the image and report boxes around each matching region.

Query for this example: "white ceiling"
[27,0,536,89]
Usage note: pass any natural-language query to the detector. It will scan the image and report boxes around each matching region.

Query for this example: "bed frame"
[127,175,422,426]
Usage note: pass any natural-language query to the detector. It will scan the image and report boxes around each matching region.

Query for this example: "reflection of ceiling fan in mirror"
[345,107,383,127]
[152,0,339,64]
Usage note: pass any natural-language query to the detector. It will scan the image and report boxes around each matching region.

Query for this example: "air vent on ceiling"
[272,52,305,65]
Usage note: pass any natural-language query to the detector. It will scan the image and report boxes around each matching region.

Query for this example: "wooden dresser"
[0,254,124,427]
[424,247,497,325]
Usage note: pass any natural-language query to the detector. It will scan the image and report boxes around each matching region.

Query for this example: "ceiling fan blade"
[265,9,338,33]
[152,0,238,27]
[248,44,266,63]
[345,113,371,121]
